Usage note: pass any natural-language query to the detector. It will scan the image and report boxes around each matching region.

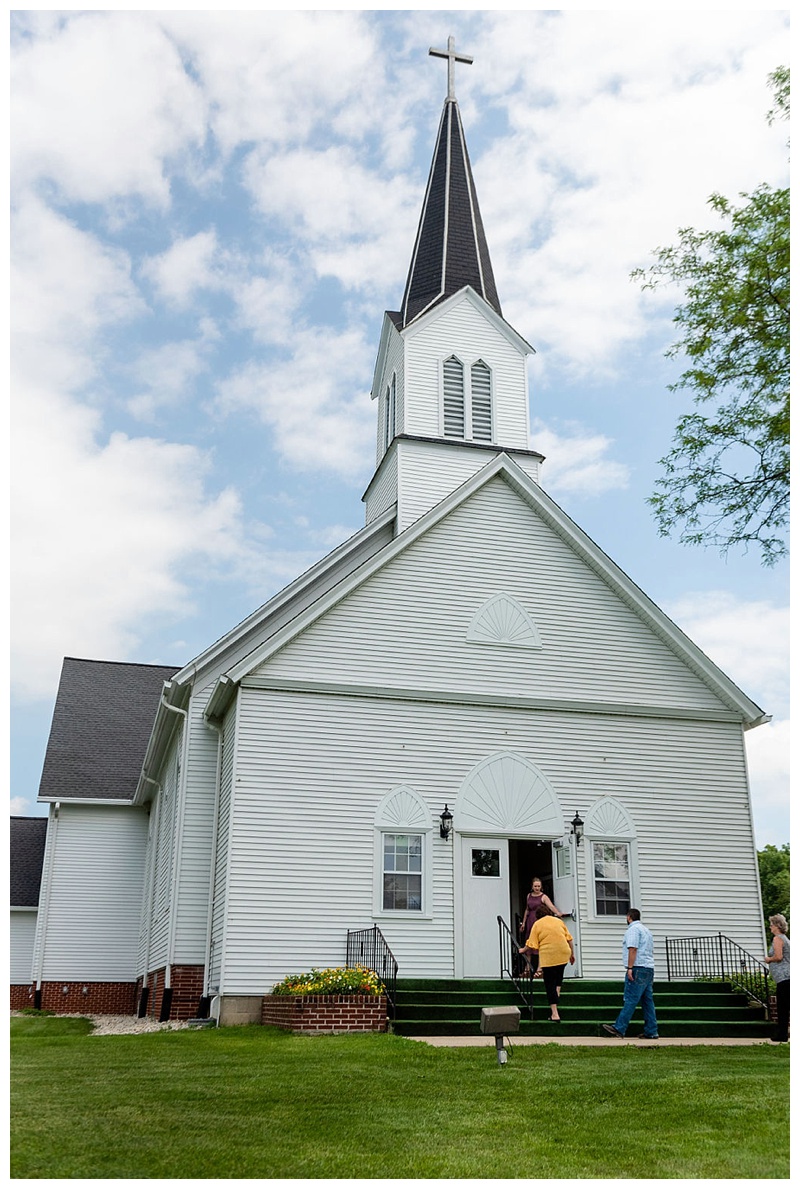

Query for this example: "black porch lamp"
[439,804,453,840]
[570,811,584,847]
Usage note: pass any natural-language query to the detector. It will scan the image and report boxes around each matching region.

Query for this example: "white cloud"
[12,195,144,389]
[473,10,789,373]
[666,591,788,716]
[745,720,790,848]
[243,144,418,294]
[141,231,221,307]
[532,419,630,496]
[10,199,259,705]
[231,252,307,347]
[158,10,382,153]
[215,326,375,478]
[10,797,38,816]
[126,320,219,420]
[11,11,206,206]
[11,382,250,701]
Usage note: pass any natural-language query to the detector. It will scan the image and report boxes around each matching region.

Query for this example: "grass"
[11,1017,789,1179]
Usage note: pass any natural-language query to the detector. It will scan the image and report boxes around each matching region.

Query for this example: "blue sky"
[10,7,789,845]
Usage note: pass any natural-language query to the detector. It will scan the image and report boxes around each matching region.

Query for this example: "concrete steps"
[391,978,772,1038]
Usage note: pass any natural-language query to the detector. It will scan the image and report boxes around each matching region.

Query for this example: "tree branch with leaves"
[634,68,789,565]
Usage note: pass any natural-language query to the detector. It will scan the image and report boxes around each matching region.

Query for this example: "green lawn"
[11,1016,789,1179]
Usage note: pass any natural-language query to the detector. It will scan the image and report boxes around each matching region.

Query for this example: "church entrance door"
[461,837,509,978]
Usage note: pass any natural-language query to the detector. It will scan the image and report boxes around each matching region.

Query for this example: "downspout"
[161,697,190,1012]
[31,802,60,1005]
[203,718,224,1013]
[138,776,161,1010]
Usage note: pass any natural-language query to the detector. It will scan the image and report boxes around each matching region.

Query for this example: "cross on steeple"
[429,35,473,102]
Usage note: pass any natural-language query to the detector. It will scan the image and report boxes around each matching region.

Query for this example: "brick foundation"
[136,965,206,1021]
[262,994,387,1033]
[11,984,36,1011]
[35,981,138,1014]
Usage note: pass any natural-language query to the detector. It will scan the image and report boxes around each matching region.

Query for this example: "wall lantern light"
[439,804,453,840]
[570,811,584,847]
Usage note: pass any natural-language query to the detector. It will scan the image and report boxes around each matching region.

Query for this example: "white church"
[12,41,769,1025]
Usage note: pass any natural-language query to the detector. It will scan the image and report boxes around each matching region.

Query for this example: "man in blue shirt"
[602,908,659,1039]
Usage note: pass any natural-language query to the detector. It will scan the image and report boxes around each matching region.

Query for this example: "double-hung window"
[382,833,422,911]
[592,842,631,916]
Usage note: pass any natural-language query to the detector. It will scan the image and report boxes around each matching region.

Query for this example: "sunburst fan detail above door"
[454,751,562,835]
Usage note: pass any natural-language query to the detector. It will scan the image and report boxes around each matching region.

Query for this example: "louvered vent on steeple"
[400,37,502,328]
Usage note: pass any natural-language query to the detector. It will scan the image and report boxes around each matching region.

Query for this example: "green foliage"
[271,965,385,996]
[10,1020,789,1179]
[634,68,789,565]
[758,843,790,927]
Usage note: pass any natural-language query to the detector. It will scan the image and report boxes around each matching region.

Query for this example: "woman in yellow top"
[519,904,575,1022]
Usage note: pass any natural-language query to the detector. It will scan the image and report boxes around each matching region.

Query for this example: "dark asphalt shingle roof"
[401,99,501,327]
[37,657,180,803]
[10,817,48,906]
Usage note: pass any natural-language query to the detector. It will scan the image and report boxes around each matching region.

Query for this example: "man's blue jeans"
[614,966,658,1036]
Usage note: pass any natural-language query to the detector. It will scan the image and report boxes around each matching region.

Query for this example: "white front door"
[461,837,509,977]
[552,836,580,978]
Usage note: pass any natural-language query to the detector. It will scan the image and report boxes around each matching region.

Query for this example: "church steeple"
[400,36,502,327]
[365,37,540,535]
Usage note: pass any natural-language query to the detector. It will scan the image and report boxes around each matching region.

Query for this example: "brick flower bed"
[262,993,388,1033]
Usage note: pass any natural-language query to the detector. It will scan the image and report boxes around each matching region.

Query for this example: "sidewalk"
[405,1034,776,1047]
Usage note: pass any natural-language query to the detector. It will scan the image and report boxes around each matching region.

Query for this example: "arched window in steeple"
[442,356,466,437]
[384,373,396,453]
[470,360,493,441]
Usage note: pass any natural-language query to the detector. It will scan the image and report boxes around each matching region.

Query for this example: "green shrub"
[271,966,385,996]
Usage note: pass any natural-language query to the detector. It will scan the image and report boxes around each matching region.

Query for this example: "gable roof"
[10,817,48,907]
[401,98,501,327]
[211,453,767,728]
[38,657,180,803]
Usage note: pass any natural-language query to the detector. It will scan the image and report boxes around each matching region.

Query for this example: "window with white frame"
[442,355,493,442]
[592,842,631,916]
[382,833,423,911]
[384,373,396,453]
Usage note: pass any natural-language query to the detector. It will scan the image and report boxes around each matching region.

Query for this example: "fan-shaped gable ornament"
[466,593,542,649]
[375,786,432,831]
[454,751,562,836]
[584,797,636,840]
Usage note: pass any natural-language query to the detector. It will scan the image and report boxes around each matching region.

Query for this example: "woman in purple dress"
[519,877,564,945]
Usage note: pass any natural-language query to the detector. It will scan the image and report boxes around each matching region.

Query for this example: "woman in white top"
[765,913,790,1043]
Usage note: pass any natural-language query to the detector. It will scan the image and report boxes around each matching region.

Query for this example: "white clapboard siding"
[221,689,762,986]
[36,804,149,982]
[393,439,538,532]
[258,477,732,715]
[364,446,398,525]
[10,911,37,983]
[137,797,159,976]
[208,696,237,991]
[404,297,529,446]
[146,740,180,970]
[173,684,218,965]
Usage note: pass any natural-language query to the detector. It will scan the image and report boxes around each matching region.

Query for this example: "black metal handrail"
[497,915,536,1019]
[665,933,771,1011]
[346,926,398,1019]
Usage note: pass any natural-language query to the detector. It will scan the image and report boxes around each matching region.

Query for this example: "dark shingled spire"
[401,98,502,327]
